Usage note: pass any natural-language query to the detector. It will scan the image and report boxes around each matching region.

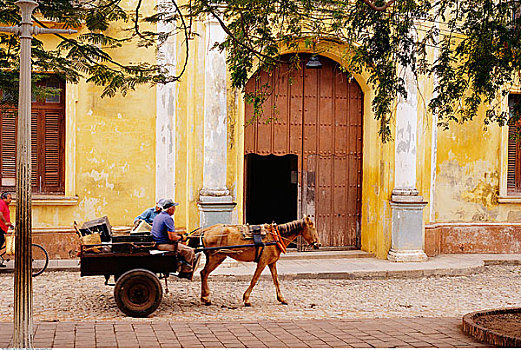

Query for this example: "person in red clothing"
[0,192,13,267]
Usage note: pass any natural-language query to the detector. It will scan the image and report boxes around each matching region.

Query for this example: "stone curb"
[0,256,496,280]
[190,265,486,282]
[2,264,485,276]
[483,259,521,266]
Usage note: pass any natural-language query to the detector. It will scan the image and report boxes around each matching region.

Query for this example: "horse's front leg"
[268,262,287,305]
[200,253,227,306]
[243,262,267,307]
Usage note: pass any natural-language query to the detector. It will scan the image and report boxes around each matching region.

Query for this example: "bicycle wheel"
[32,244,49,277]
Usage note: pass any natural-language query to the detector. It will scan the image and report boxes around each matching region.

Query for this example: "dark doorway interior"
[245,154,298,226]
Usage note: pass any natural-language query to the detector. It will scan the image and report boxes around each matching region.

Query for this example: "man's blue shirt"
[151,211,176,244]
[134,207,160,224]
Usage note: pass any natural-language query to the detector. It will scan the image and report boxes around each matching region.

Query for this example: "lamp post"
[0,1,75,346]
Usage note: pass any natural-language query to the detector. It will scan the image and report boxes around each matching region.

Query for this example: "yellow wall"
[30,27,401,259]
[434,115,502,222]
[25,1,158,229]
[21,7,520,260]
[174,19,206,232]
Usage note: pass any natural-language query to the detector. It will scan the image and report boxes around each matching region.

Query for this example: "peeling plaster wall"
[434,114,502,223]
[29,12,400,259]
[28,8,521,259]
[173,19,205,232]
[28,2,158,229]
[425,102,521,254]
[156,0,177,201]
[73,84,156,224]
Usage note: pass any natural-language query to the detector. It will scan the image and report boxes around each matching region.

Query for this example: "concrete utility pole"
[0,1,75,346]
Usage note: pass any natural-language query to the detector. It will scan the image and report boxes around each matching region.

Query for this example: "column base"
[197,195,236,228]
[387,248,428,262]
[389,194,428,262]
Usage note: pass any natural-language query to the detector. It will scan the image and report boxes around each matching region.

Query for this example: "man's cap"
[156,198,166,209]
[162,199,179,210]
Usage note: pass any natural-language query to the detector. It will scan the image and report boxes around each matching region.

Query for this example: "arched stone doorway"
[244,54,363,249]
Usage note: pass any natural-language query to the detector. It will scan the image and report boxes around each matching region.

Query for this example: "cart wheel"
[114,269,162,318]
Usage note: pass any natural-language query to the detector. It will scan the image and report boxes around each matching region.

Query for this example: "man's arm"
[134,208,153,223]
[167,230,183,242]
[164,216,182,242]
[0,212,11,228]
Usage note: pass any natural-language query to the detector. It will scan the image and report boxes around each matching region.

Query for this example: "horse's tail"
[186,227,204,249]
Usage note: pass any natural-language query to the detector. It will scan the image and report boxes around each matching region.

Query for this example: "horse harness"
[247,224,287,262]
[248,225,265,263]
[189,224,287,260]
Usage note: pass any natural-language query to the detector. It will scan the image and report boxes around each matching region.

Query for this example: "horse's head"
[302,216,321,249]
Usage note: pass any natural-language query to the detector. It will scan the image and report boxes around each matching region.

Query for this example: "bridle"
[270,222,321,251]
[303,222,321,249]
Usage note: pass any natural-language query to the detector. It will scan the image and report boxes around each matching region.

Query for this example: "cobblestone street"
[0,265,519,322]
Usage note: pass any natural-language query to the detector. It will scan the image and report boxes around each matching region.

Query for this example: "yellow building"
[2,2,521,260]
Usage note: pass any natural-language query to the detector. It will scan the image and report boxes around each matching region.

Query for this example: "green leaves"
[427,0,521,130]
[0,0,178,104]
[189,0,521,141]
[1,0,520,141]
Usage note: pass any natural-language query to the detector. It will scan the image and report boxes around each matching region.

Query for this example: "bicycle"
[0,231,49,277]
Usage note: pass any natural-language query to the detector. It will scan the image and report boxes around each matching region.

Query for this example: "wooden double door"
[244,55,363,249]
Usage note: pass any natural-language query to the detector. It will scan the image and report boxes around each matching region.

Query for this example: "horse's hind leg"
[243,262,267,307]
[268,262,287,305]
[200,253,227,306]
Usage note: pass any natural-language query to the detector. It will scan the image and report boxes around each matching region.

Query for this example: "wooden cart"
[80,234,278,318]
[80,242,179,318]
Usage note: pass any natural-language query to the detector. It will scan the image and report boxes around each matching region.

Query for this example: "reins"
[269,225,287,254]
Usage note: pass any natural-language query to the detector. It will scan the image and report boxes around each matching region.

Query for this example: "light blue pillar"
[388,53,428,262]
[388,196,428,262]
[198,15,236,227]
[198,196,236,228]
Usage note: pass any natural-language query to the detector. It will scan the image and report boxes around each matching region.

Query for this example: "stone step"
[280,249,374,260]
[212,249,373,268]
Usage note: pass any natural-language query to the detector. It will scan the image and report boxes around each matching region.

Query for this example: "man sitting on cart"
[151,199,201,280]
[133,199,165,225]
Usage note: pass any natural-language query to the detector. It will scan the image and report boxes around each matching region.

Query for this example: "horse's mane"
[277,219,305,235]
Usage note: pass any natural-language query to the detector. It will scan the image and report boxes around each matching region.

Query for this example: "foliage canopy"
[1,0,521,140]
[0,0,184,106]
[188,0,521,140]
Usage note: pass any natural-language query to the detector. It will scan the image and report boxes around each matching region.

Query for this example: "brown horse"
[188,217,320,306]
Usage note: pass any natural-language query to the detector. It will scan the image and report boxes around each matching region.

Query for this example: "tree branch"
[166,0,189,81]
[206,6,283,64]
[360,0,397,11]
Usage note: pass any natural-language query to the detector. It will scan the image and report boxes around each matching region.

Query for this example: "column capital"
[392,187,419,196]
[391,188,425,203]
[199,188,230,197]
[204,13,221,26]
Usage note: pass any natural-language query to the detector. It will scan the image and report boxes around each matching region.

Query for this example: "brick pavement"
[0,317,488,348]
